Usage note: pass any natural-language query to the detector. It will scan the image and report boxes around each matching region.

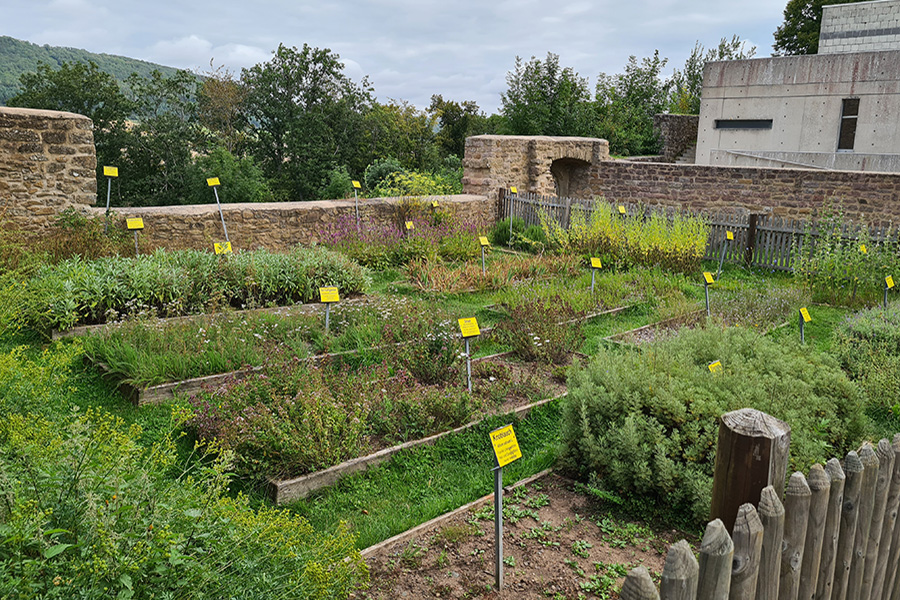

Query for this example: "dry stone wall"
[653,114,699,162]
[0,107,96,232]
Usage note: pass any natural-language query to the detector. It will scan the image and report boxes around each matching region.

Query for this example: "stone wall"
[0,107,96,232]
[102,194,496,252]
[653,114,699,162]
[820,0,900,54]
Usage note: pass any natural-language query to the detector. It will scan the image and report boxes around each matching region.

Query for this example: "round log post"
[758,485,785,600]
[864,439,895,600]
[833,451,863,600]
[711,409,791,533]
[698,519,735,600]
[661,540,699,600]
[880,435,900,600]
[815,458,845,600]
[621,565,661,600]
[731,503,764,600]
[799,464,831,600]
[780,472,811,600]
[849,444,880,598]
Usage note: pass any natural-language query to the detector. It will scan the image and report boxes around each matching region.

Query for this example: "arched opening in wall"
[550,157,592,198]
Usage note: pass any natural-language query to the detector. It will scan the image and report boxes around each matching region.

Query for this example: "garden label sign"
[103,166,119,232]
[618,205,626,215]
[103,166,119,178]
[206,177,231,247]
[458,317,479,392]
[703,272,714,316]
[489,423,522,590]
[480,236,490,247]
[489,424,522,468]
[214,242,232,255]
[127,218,143,256]
[888,276,896,289]
[726,230,734,241]
[708,360,723,374]
[432,200,439,208]
[352,180,361,189]
[800,307,811,344]
[590,258,602,293]
[352,181,361,228]
[320,287,340,334]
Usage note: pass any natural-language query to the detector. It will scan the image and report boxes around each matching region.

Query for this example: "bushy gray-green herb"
[20,246,370,331]
[561,326,866,524]
[833,301,900,411]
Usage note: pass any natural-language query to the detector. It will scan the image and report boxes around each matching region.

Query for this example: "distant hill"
[0,36,183,104]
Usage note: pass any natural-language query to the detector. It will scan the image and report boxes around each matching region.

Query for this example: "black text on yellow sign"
[458,317,480,338]
[800,307,812,323]
[214,242,232,255]
[126,218,144,230]
[319,287,340,303]
[489,424,522,468]
[703,272,715,285]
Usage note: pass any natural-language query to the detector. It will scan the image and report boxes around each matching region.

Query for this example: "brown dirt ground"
[356,473,696,600]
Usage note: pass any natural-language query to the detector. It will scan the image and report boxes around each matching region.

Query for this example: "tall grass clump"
[539,198,708,272]
[20,246,370,332]
[561,326,866,524]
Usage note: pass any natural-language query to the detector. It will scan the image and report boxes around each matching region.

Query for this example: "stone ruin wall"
[653,114,699,162]
[0,107,96,232]
[463,134,900,225]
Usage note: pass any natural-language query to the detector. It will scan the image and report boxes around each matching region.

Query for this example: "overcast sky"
[5,0,787,113]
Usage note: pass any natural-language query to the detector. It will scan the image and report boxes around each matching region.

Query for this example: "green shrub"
[188,147,274,203]
[493,285,583,364]
[320,165,354,200]
[833,302,900,411]
[489,217,527,248]
[364,157,404,191]
[561,326,866,524]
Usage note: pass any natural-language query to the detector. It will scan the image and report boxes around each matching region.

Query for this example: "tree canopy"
[773,0,870,55]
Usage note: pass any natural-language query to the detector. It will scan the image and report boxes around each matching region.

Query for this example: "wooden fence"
[498,188,898,272]
[620,434,900,600]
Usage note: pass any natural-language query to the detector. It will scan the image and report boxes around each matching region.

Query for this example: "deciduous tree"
[773,0,869,55]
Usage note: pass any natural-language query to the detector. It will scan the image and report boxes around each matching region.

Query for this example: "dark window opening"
[714,119,773,130]
[838,98,859,151]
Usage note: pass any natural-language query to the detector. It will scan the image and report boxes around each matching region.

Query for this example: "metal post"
[354,188,360,231]
[133,231,139,256]
[591,268,596,295]
[800,310,805,345]
[886,284,889,309]
[717,238,729,279]
[494,466,504,590]
[465,338,472,392]
[705,282,710,317]
[481,247,486,276]
[212,187,230,243]
[508,193,513,247]
[325,303,331,335]
[104,177,112,233]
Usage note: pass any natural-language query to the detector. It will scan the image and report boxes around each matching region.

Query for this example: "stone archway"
[550,157,592,198]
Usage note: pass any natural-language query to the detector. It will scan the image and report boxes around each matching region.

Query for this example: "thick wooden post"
[880,435,900,600]
[815,458,846,600]
[758,486,786,600]
[745,213,760,266]
[799,464,831,600]
[849,444,880,598]
[864,440,895,600]
[833,451,864,600]
[699,519,735,600]
[621,566,661,600]
[780,472,811,600]
[661,540,699,600]
[731,503,764,600]
[711,409,791,533]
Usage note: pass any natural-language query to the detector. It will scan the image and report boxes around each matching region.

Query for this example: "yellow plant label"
[214,242,232,255]
[207,177,220,187]
[708,360,723,373]
[860,244,868,254]
[103,166,118,177]
[591,257,602,269]
[319,287,340,303]
[405,221,415,230]
[703,272,715,285]
[490,424,522,468]
[432,200,439,208]
[887,276,895,289]
[126,218,144,230]
[618,205,626,214]
[458,317,480,338]
[726,230,734,241]
[479,236,490,247]
[510,187,518,195]
[352,180,361,189]
[800,307,812,323]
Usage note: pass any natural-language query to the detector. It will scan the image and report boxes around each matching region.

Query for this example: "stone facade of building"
[820,0,900,54]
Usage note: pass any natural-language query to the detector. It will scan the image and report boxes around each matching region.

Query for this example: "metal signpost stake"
[207,178,230,245]
[320,287,340,335]
[458,318,480,393]
[488,424,522,591]
[480,237,490,277]
[885,276,894,308]
[717,231,733,279]
[703,272,714,317]
[126,218,144,257]
[799,307,811,344]
[590,258,602,295]
[352,181,361,230]
[103,166,118,232]
[508,187,517,247]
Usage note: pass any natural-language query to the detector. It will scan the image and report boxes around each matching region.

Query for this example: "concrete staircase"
[675,143,696,165]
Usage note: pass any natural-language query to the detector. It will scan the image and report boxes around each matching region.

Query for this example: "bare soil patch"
[357,473,695,600]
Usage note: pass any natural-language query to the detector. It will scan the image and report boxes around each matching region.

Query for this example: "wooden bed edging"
[267,393,566,505]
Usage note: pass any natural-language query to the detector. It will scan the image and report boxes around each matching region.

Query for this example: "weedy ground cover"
[404,252,581,293]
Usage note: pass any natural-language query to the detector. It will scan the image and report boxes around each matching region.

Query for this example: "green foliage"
[667,36,756,114]
[428,95,494,158]
[320,165,354,200]
[187,147,273,203]
[361,100,440,172]
[833,302,900,411]
[561,326,866,524]
[773,0,870,55]
[364,157,405,191]
[489,217,527,248]
[0,408,367,598]
[493,285,582,364]
[372,170,459,197]
[20,246,371,331]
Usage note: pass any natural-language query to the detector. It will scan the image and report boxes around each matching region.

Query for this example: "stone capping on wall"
[0,106,97,232]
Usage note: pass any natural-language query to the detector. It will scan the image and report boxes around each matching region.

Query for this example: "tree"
[7,60,133,199]
[428,95,487,159]
[197,62,249,154]
[773,0,869,55]
[499,53,594,137]
[361,100,440,172]
[668,36,756,114]
[595,51,670,156]
[241,43,372,201]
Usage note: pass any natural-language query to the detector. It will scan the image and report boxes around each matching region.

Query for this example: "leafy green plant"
[489,217,527,248]
[833,302,900,412]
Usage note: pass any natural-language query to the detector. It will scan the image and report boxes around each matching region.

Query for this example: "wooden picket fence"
[497,189,898,272]
[620,436,900,600]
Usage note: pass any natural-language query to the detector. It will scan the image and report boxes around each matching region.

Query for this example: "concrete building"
[695,0,900,172]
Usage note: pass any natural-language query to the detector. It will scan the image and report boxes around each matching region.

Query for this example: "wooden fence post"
[833,451,864,600]
[759,485,786,600]
[780,472,811,600]
[731,503,764,600]
[880,435,900,600]
[711,409,791,533]
[849,444,881,599]
[799,464,831,600]
[745,213,761,266]
[660,540,698,600]
[698,519,734,600]
[621,566,661,600]
[863,440,895,600]
[815,458,846,600]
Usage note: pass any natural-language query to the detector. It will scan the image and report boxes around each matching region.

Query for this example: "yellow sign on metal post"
[800,307,812,322]
[214,242,232,255]
[703,272,714,316]
[887,276,895,289]
[103,166,119,177]
[489,423,521,590]
[703,272,715,285]
[352,180,361,189]
[510,187,518,195]
[490,424,522,468]
[726,230,734,241]
[126,218,144,230]
[591,257,602,269]
[618,205,626,215]
[319,287,340,303]
[207,177,220,187]
[708,360,723,373]
[102,166,119,232]
[458,317,480,338]
[405,221,414,230]
[480,236,490,247]
[799,307,811,344]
